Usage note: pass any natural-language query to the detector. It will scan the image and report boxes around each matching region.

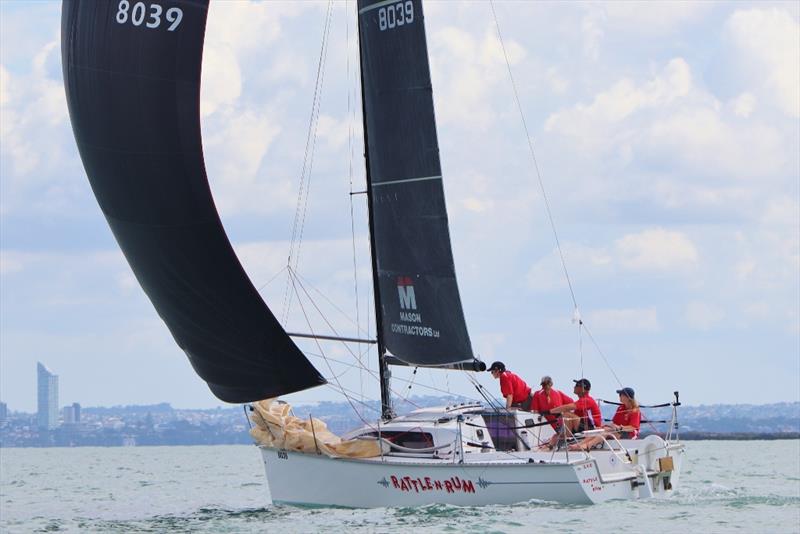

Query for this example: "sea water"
[1,441,798,533]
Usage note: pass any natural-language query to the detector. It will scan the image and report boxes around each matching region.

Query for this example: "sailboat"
[61,0,685,506]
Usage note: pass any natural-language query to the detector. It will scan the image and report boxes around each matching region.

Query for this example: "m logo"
[397,276,417,310]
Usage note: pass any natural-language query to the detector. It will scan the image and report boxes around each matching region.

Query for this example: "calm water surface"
[2,441,799,533]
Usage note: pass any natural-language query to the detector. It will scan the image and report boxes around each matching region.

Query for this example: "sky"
[1,1,798,413]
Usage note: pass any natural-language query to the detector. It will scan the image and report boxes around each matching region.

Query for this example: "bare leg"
[568,434,603,451]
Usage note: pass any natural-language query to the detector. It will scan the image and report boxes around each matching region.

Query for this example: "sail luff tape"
[372,175,442,187]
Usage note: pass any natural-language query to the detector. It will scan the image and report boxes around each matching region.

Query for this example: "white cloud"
[526,242,612,292]
[577,2,713,59]
[205,1,292,54]
[200,44,242,117]
[316,114,353,150]
[685,301,725,330]
[0,254,24,276]
[742,301,770,321]
[431,24,525,129]
[615,228,699,272]
[545,67,569,95]
[761,197,800,227]
[581,11,604,60]
[586,307,659,332]
[457,171,495,214]
[545,55,788,186]
[203,109,284,213]
[726,8,800,117]
[730,92,756,118]
[643,107,784,179]
[598,2,713,34]
[200,1,316,116]
[526,229,698,292]
[0,65,10,106]
[1,38,73,216]
[472,332,507,360]
[735,258,757,282]
[545,58,692,148]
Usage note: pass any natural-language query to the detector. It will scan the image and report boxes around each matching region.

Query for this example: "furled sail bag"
[250,399,382,458]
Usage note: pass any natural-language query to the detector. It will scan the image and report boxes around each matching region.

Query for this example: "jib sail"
[358,0,475,367]
[61,0,326,402]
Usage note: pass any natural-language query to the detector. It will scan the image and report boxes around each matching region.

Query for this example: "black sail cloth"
[61,0,325,402]
[358,0,475,367]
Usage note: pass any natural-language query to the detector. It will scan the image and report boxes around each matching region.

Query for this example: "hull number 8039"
[115,1,183,32]
[378,1,414,31]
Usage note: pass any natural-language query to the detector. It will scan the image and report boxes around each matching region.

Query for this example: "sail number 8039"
[115,1,183,31]
[378,1,414,31]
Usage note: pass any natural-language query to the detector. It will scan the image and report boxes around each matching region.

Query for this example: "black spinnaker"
[61,0,326,402]
[358,0,474,367]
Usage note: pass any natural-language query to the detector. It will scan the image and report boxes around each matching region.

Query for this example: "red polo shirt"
[612,405,641,438]
[499,371,531,403]
[532,388,574,428]
[575,394,603,428]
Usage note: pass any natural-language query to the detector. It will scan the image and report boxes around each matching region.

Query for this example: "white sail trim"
[358,0,403,15]
[372,175,442,187]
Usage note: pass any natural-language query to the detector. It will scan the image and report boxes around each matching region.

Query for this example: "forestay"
[358,0,474,367]
[61,0,326,402]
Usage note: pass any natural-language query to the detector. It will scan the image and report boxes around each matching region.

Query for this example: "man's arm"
[550,402,576,414]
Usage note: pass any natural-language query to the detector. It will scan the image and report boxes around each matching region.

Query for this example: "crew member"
[610,387,641,439]
[487,361,533,411]
[550,378,603,433]
[569,386,641,451]
[531,376,574,429]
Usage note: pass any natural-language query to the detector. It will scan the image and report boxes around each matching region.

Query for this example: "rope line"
[489,2,628,388]
[489,0,578,311]
[303,349,483,403]
[283,0,335,323]
[344,0,366,415]
[583,324,623,387]
[294,271,369,336]
[288,268,375,428]
[256,265,289,294]
[289,269,426,408]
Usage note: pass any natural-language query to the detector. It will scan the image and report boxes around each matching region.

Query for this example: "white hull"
[259,440,685,507]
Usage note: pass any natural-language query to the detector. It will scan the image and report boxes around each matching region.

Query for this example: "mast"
[355,3,393,420]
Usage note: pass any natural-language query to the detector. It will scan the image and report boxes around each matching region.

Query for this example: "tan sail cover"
[250,399,381,458]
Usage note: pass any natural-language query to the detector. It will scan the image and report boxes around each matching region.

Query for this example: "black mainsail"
[61,0,326,402]
[357,0,475,368]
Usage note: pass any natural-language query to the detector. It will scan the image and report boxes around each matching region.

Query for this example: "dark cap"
[540,375,553,386]
[573,378,591,390]
[487,361,505,372]
[616,387,635,399]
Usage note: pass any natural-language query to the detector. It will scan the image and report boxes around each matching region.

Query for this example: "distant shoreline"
[659,432,800,441]
[2,432,799,448]
[2,397,797,447]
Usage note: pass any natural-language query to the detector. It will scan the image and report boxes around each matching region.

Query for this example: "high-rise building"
[37,362,59,430]
[62,402,81,425]
[62,405,75,424]
[0,401,8,423]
